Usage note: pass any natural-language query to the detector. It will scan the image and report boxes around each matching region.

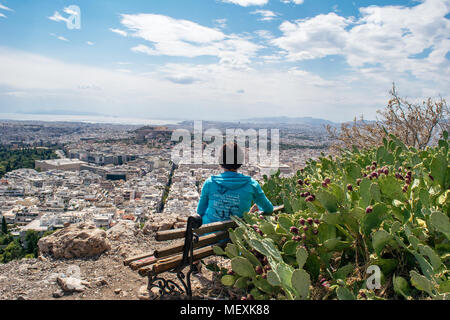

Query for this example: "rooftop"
[36,159,86,166]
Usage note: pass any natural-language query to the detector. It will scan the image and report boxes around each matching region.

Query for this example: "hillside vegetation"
[0,146,57,177]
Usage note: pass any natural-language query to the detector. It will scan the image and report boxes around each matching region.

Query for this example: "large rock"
[142,222,158,235]
[143,217,177,233]
[106,220,136,242]
[38,223,111,259]
[57,276,89,293]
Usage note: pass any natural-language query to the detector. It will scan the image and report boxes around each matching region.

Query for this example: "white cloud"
[272,13,351,60]
[119,14,262,68]
[213,18,227,29]
[250,10,278,21]
[0,2,12,18]
[2,91,27,97]
[287,68,336,87]
[272,0,450,83]
[49,33,69,42]
[254,30,274,39]
[86,41,94,46]
[0,3,13,11]
[115,69,132,73]
[109,28,128,37]
[0,47,397,122]
[221,0,268,6]
[281,0,305,4]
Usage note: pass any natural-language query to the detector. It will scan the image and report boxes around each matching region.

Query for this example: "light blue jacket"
[197,171,274,225]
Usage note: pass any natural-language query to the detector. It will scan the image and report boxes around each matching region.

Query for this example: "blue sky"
[0,0,449,122]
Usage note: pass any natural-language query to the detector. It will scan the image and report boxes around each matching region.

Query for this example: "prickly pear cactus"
[211,132,449,300]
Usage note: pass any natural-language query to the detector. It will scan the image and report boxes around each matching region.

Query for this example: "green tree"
[1,216,7,235]
[0,240,23,263]
[24,230,39,257]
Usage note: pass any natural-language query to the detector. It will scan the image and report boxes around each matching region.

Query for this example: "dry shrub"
[327,84,449,151]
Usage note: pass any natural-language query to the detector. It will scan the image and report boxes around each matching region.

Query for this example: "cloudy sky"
[0,0,449,122]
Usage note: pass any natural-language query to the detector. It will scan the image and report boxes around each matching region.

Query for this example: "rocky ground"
[0,221,238,300]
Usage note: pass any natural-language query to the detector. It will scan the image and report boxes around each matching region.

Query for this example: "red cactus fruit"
[255,266,263,275]
[290,226,299,234]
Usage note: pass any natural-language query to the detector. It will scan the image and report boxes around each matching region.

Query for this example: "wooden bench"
[124,205,284,299]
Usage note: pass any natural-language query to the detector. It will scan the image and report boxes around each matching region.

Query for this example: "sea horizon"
[0,113,182,126]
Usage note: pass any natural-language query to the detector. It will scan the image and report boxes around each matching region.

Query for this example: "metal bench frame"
[147,215,202,298]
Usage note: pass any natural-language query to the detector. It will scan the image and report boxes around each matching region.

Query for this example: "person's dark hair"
[219,142,244,170]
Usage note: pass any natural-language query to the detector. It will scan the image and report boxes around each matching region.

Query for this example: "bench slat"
[130,255,157,270]
[156,220,237,241]
[154,230,228,258]
[138,243,226,276]
[123,252,154,266]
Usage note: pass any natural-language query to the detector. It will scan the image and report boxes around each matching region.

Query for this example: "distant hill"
[241,116,338,126]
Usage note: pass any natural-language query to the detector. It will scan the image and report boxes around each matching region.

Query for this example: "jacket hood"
[211,172,252,191]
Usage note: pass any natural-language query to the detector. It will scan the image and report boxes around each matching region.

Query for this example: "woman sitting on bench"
[197,142,274,224]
